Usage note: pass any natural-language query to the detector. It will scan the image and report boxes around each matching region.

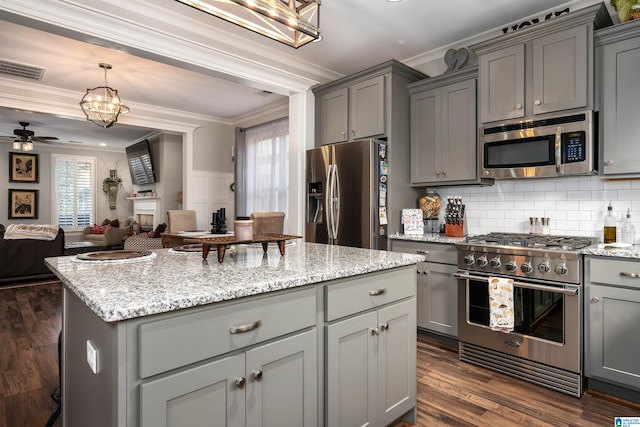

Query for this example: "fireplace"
[129,197,160,232]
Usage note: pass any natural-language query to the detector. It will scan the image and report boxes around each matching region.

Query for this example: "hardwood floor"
[1,281,638,427]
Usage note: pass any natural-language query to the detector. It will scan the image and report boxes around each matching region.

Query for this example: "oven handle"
[453,272,579,296]
[555,126,563,174]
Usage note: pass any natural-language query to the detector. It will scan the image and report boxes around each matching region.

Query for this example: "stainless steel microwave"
[480,111,596,179]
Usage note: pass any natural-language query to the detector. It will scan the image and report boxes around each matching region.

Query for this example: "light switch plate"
[86,340,98,374]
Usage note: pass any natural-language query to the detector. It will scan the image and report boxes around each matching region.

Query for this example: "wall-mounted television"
[126,139,157,185]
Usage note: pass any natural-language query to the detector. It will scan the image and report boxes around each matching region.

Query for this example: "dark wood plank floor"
[1,281,638,427]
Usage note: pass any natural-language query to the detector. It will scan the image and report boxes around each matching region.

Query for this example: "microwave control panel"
[562,131,586,163]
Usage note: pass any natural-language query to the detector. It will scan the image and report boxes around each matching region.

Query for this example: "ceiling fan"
[1,121,59,151]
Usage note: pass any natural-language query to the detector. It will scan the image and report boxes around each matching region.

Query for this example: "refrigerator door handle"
[326,164,335,240]
[333,165,340,240]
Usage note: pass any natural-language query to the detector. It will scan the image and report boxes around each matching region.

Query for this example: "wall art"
[9,152,39,183]
[8,189,39,219]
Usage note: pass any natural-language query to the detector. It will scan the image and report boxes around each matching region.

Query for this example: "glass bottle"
[603,202,617,244]
[622,208,635,245]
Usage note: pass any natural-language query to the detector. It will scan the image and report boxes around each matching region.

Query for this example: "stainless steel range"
[454,233,597,397]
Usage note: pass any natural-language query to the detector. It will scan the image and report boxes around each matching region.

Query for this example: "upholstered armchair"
[167,210,198,232]
[250,212,285,234]
[82,220,132,248]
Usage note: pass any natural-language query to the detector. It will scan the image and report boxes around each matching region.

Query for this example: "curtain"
[235,118,289,218]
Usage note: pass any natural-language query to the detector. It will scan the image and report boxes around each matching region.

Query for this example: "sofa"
[82,219,132,249]
[0,224,65,283]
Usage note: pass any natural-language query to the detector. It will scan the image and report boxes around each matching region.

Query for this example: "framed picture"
[9,152,39,183]
[8,189,39,219]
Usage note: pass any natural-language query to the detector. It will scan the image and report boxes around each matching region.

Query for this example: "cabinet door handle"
[515,103,523,110]
[230,320,262,334]
[416,250,429,255]
[341,131,346,137]
[604,160,613,166]
[591,297,600,303]
[371,327,381,335]
[235,377,246,389]
[534,100,541,106]
[368,288,386,296]
[252,370,263,381]
[380,323,389,331]
[620,272,640,278]
[351,130,356,137]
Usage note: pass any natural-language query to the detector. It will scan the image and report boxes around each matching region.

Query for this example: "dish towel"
[488,276,515,333]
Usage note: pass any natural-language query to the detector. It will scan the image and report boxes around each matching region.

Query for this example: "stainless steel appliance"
[454,233,597,397]
[481,111,596,179]
[305,139,387,250]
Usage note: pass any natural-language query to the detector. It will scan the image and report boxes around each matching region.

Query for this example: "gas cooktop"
[462,232,597,251]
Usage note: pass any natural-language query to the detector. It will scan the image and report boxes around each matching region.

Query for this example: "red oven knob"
[490,257,501,268]
[520,262,533,274]
[476,256,488,267]
[555,263,568,275]
[463,254,475,266]
[505,261,517,272]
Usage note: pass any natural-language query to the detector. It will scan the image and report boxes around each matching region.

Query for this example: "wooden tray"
[185,233,302,262]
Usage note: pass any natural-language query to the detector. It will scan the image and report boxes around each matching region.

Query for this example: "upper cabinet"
[319,76,385,143]
[472,3,612,125]
[409,67,485,186]
[313,60,426,146]
[595,19,640,176]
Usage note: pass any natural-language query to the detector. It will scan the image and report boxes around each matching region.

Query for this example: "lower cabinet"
[585,257,640,392]
[417,261,458,336]
[140,329,317,427]
[390,240,458,338]
[326,299,416,427]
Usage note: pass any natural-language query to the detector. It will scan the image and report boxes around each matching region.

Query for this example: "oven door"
[455,271,581,373]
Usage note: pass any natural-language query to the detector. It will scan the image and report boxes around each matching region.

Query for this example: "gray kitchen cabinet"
[326,299,416,427]
[595,20,640,175]
[408,67,480,186]
[324,266,417,426]
[472,3,611,124]
[390,240,458,338]
[317,75,384,144]
[313,60,426,146]
[140,330,317,427]
[585,257,640,393]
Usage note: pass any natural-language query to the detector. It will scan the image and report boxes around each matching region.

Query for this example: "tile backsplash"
[432,175,640,243]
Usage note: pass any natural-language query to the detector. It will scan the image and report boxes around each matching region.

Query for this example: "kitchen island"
[46,242,422,427]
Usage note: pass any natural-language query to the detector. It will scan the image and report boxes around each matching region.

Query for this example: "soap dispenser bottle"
[604,202,617,244]
[622,208,635,245]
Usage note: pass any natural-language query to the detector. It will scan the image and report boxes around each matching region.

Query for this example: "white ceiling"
[0,0,608,151]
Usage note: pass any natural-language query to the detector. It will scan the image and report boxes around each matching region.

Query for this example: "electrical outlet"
[86,340,98,374]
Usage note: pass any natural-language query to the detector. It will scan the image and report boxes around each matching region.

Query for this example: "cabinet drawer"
[390,240,456,265]
[588,258,640,289]
[138,287,316,378]
[325,267,415,321]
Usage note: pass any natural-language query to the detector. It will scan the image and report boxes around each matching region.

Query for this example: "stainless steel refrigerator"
[305,139,388,249]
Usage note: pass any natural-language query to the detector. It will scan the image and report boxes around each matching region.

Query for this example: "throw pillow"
[101,219,111,226]
[92,224,111,235]
[152,223,167,238]
[110,219,120,228]
[0,223,5,238]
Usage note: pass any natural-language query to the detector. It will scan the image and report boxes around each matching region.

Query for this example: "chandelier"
[175,0,321,48]
[79,63,130,128]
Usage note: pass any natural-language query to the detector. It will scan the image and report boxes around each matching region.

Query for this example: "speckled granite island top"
[45,242,423,322]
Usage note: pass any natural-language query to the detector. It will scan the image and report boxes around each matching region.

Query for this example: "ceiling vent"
[0,59,46,81]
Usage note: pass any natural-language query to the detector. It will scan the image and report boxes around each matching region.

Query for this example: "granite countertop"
[45,241,423,323]
[581,243,640,259]
[389,233,466,245]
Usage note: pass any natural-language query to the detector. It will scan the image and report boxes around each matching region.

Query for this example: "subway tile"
[534,200,556,211]
[604,180,631,190]
[533,181,556,192]
[543,191,567,201]
[578,179,604,191]
[590,190,618,201]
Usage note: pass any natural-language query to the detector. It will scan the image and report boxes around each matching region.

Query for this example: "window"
[235,118,289,218]
[52,154,96,231]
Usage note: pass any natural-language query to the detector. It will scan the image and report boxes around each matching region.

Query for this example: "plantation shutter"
[52,155,96,230]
